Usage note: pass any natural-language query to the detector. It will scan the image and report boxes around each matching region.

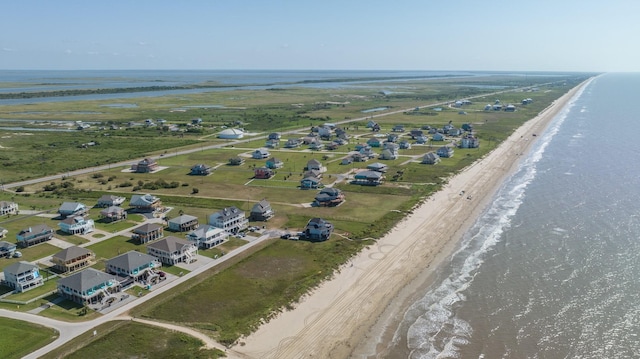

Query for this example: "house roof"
[187,225,225,240]
[100,206,125,215]
[133,223,163,234]
[4,261,38,275]
[367,162,388,171]
[251,199,271,213]
[0,240,16,250]
[18,224,52,236]
[106,251,158,271]
[266,157,282,163]
[60,216,87,225]
[58,268,117,292]
[168,214,198,225]
[53,246,93,262]
[147,236,193,253]
[307,159,322,167]
[98,195,125,203]
[211,207,244,221]
[130,194,160,207]
[59,202,85,213]
[354,171,383,180]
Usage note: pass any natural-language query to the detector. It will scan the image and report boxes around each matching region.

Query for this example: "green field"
[0,317,58,359]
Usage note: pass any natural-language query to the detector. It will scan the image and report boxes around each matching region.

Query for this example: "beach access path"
[234,81,590,358]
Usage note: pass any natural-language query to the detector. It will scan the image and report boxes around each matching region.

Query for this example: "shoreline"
[234,80,590,359]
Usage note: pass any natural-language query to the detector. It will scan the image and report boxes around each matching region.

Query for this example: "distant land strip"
[0,75,461,99]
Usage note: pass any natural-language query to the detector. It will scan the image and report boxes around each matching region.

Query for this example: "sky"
[1,0,639,72]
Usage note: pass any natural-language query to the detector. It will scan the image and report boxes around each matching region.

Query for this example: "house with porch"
[59,216,95,235]
[252,148,270,159]
[190,164,212,176]
[209,206,248,234]
[254,167,274,179]
[129,194,162,213]
[250,199,274,221]
[0,201,18,215]
[99,206,127,222]
[57,268,121,305]
[131,223,164,244]
[266,157,284,169]
[437,146,454,158]
[367,138,382,147]
[131,158,158,173]
[96,195,126,208]
[147,236,198,266]
[106,251,161,282]
[352,171,384,186]
[228,157,245,166]
[367,162,388,173]
[52,246,95,273]
[168,214,199,232]
[314,188,345,207]
[2,261,44,293]
[187,225,229,249]
[303,218,334,241]
[459,135,480,149]
[305,159,324,172]
[422,152,441,165]
[58,202,88,218]
[0,241,17,258]
[16,224,54,248]
[284,138,302,148]
[301,176,322,189]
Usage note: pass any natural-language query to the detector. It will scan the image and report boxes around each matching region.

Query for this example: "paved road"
[3,232,275,359]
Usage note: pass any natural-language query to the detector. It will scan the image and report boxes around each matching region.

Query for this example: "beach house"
[57,268,121,305]
[249,199,274,221]
[190,164,212,176]
[0,241,17,258]
[0,201,18,215]
[352,171,384,186]
[96,195,126,208]
[437,146,454,158]
[129,194,162,213]
[314,188,345,207]
[303,218,334,241]
[421,152,441,165]
[58,216,95,235]
[16,224,54,248]
[186,225,229,249]
[99,206,127,222]
[167,214,199,232]
[106,251,161,283]
[146,236,198,265]
[131,158,158,173]
[58,202,88,218]
[131,223,164,244]
[51,246,95,273]
[2,261,44,293]
[209,206,248,234]
[252,148,270,159]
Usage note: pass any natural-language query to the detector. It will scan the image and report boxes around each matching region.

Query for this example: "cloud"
[2,47,16,52]
[65,49,73,54]
[138,41,149,46]
[87,51,99,55]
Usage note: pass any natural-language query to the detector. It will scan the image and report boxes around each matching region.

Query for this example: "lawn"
[86,235,143,260]
[41,321,224,359]
[4,277,58,302]
[0,317,58,359]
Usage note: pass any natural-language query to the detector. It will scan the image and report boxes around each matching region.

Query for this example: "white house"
[146,236,198,265]
[187,225,229,249]
[0,201,18,215]
[209,206,248,234]
[2,261,44,293]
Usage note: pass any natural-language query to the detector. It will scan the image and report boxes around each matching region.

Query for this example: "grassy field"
[0,74,591,354]
[0,317,58,359]
[136,237,370,345]
[40,321,224,359]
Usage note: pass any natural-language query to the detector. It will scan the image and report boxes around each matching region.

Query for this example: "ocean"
[389,73,640,358]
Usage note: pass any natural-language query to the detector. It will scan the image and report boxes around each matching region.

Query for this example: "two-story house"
[186,225,229,249]
[16,224,54,248]
[58,216,95,235]
[57,268,121,305]
[209,207,248,234]
[2,261,44,293]
[0,201,18,215]
[167,214,199,232]
[52,246,95,273]
[58,202,88,218]
[146,236,198,265]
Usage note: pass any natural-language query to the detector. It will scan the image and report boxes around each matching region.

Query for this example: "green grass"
[4,277,58,302]
[86,235,143,260]
[0,317,58,359]
[40,321,224,359]
[138,237,368,345]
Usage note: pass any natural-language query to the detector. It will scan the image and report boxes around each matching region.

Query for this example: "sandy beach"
[233,82,588,359]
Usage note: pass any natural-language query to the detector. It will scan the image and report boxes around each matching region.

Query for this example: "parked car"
[280,233,291,239]
[13,251,22,258]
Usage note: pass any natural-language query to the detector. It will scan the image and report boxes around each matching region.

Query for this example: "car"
[13,251,22,258]
[158,271,166,278]
[280,233,291,239]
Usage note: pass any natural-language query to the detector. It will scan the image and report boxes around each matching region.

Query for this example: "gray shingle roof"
[133,223,163,234]
[58,268,117,292]
[52,246,92,262]
[4,261,38,275]
[106,251,157,271]
[147,236,192,253]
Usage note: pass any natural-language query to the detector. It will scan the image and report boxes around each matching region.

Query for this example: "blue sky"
[1,0,638,71]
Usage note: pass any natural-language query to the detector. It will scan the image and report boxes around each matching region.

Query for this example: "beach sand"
[233,82,588,359]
